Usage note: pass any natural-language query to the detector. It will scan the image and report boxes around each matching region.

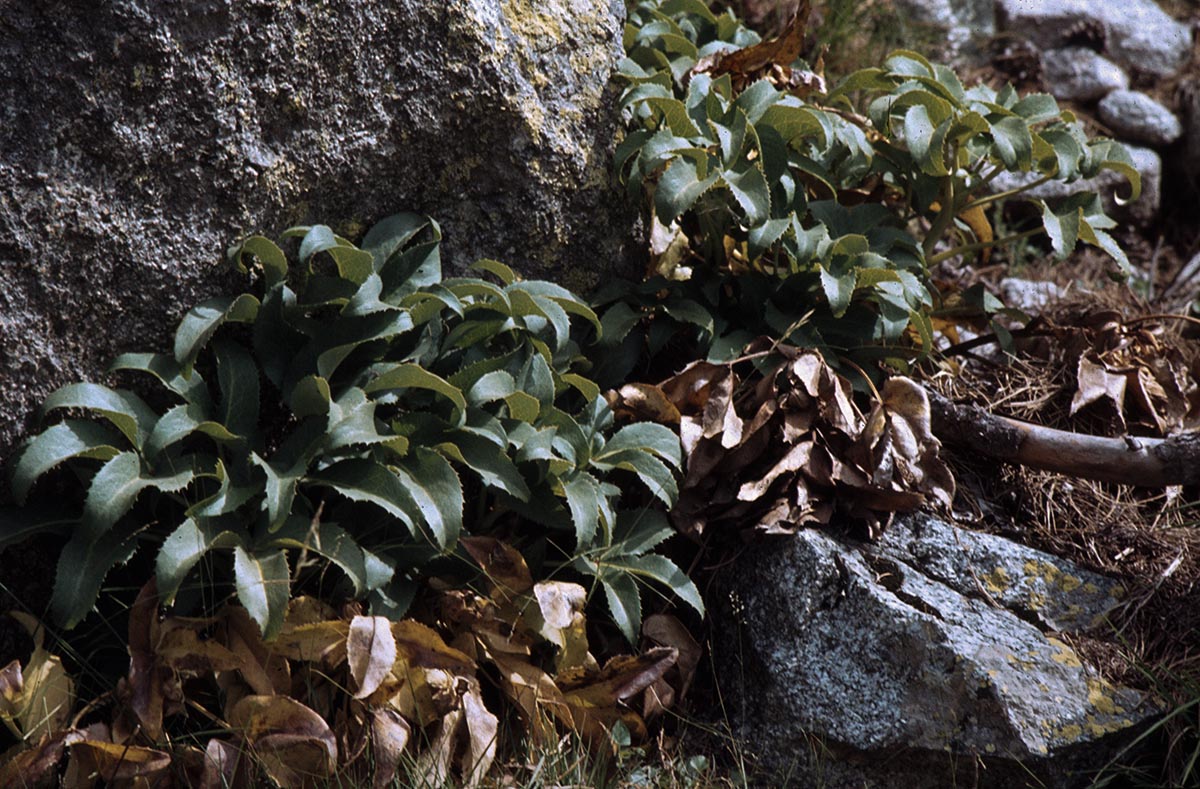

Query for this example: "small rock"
[1041,47,1128,103]
[988,144,1161,227]
[1098,90,1183,147]
[713,513,1159,787]
[1000,277,1066,314]
[997,0,1191,78]
[895,0,995,34]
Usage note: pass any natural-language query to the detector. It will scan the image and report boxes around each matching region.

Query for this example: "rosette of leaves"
[6,214,697,642]
[606,1,1138,380]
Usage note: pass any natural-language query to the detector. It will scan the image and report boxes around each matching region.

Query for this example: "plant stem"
[927,228,1041,266]
[960,173,1057,212]
[923,175,957,258]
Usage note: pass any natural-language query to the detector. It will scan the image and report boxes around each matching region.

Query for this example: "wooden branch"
[927,390,1200,488]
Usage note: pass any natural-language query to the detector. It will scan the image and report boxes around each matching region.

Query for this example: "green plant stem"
[960,173,1057,213]
[923,175,958,259]
[927,228,1042,266]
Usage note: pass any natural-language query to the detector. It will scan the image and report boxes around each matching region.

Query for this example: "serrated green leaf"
[250,453,304,532]
[362,213,431,270]
[470,259,518,285]
[601,572,642,645]
[1079,220,1132,275]
[599,423,682,469]
[904,104,947,176]
[989,116,1033,171]
[365,363,466,423]
[233,545,290,640]
[1011,93,1061,124]
[81,451,192,541]
[108,352,213,411]
[144,403,238,459]
[560,373,601,403]
[436,431,530,501]
[41,383,158,449]
[591,448,678,506]
[214,340,260,444]
[12,421,124,505]
[1041,201,1080,259]
[230,235,289,288]
[655,157,720,224]
[613,554,704,618]
[722,164,770,226]
[644,96,702,137]
[820,265,857,318]
[307,458,421,544]
[298,225,373,284]
[392,448,463,549]
[271,518,373,596]
[50,524,140,628]
[563,472,602,549]
[174,294,260,370]
[156,516,243,605]
[289,375,332,419]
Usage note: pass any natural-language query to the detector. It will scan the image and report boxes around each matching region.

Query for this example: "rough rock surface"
[713,513,1158,788]
[1041,47,1129,103]
[0,0,635,463]
[894,0,995,35]
[996,0,1191,78]
[1098,90,1183,147]
[988,144,1162,227]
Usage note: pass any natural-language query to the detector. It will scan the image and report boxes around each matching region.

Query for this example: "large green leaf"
[145,404,238,461]
[392,448,464,549]
[364,363,466,424]
[174,294,260,370]
[214,340,261,445]
[600,571,642,645]
[436,432,530,501]
[591,449,678,506]
[12,421,124,504]
[156,516,244,605]
[297,225,374,284]
[361,213,431,271]
[233,545,291,640]
[306,459,425,539]
[229,235,289,288]
[50,523,141,628]
[655,156,720,224]
[271,518,376,597]
[80,451,193,541]
[108,352,213,411]
[250,453,305,532]
[41,383,158,449]
[598,422,683,469]
[563,472,602,548]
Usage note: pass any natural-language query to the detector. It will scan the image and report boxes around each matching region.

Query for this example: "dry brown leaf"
[0,728,85,788]
[3,611,75,744]
[228,695,337,789]
[347,615,397,700]
[606,383,683,426]
[370,708,411,789]
[461,536,534,601]
[66,740,171,786]
[461,686,499,788]
[1072,353,1128,426]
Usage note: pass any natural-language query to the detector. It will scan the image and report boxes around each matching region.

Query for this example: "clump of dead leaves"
[610,341,954,539]
[0,540,697,788]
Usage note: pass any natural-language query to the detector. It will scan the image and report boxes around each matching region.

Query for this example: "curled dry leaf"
[65,739,171,787]
[370,708,411,789]
[2,611,75,743]
[661,348,953,539]
[461,536,534,602]
[641,614,701,721]
[0,728,85,788]
[348,615,397,699]
[228,695,337,789]
[529,581,589,672]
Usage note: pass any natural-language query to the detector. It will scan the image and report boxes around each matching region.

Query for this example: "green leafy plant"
[602,1,1139,381]
[6,214,699,643]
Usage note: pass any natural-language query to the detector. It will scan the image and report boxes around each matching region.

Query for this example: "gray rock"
[713,514,1158,787]
[1098,90,1183,147]
[895,0,995,34]
[997,0,1191,78]
[999,278,1067,314]
[1041,47,1129,103]
[988,144,1161,227]
[0,0,636,463]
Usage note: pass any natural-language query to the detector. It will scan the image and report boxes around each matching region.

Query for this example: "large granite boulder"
[713,513,1159,787]
[0,0,635,462]
[996,0,1191,78]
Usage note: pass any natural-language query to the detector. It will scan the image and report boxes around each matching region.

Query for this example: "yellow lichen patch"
[983,566,1011,594]
[1058,573,1082,593]
[1027,590,1047,610]
[1047,638,1083,667]
[501,0,567,44]
[1056,723,1083,740]
[1086,678,1125,715]
[1082,582,1099,595]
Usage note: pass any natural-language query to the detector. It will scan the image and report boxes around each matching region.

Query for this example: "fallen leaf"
[348,615,397,699]
[228,695,337,788]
